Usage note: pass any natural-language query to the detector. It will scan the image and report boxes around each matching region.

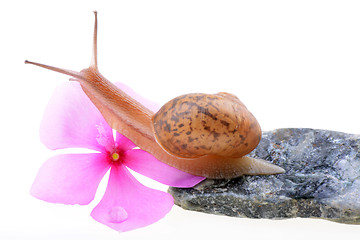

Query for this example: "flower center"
[112,152,120,161]
[109,149,124,165]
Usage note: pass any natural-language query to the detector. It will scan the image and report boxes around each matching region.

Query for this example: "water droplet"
[109,206,128,223]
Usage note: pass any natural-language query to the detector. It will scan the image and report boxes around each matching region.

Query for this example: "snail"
[25,12,285,179]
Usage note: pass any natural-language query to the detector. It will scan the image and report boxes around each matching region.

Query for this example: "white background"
[2,0,360,239]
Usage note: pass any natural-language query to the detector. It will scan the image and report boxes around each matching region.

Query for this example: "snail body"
[25,12,285,179]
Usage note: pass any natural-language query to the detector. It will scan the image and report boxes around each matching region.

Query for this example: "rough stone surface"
[168,128,360,224]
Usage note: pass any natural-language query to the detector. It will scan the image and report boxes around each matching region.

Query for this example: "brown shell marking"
[153,92,262,158]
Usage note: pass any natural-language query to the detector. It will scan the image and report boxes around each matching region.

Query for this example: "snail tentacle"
[24,60,88,82]
[91,11,99,71]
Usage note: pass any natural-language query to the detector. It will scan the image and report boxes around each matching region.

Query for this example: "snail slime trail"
[25,11,285,179]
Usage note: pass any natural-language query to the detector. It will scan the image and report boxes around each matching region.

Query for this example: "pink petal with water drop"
[40,82,113,152]
[31,153,110,205]
[91,165,173,232]
[123,149,205,188]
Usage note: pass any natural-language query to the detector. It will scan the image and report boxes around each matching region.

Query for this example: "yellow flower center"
[112,152,120,161]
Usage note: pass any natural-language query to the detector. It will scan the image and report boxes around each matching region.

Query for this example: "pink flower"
[31,81,204,232]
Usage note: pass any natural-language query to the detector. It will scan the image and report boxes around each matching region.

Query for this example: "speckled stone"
[168,128,360,224]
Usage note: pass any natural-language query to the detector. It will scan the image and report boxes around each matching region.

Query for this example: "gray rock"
[168,128,360,224]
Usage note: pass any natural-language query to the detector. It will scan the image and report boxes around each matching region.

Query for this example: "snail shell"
[153,93,261,159]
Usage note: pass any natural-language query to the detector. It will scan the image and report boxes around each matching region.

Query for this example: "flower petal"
[31,153,110,205]
[124,149,205,188]
[91,165,173,232]
[114,82,160,112]
[40,81,113,152]
[115,133,137,152]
